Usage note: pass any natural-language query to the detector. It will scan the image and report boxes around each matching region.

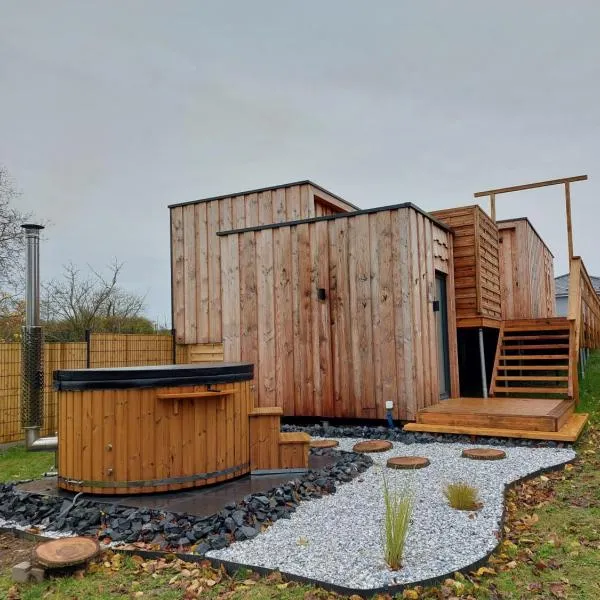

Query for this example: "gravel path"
[208,438,575,590]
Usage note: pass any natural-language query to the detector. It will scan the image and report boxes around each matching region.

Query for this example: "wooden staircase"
[404,316,588,441]
[490,317,574,400]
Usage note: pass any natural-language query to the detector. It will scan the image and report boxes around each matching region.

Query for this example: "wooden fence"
[0,333,223,444]
[568,256,600,400]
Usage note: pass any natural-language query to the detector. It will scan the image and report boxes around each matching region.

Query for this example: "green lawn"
[1,354,600,598]
[0,445,54,482]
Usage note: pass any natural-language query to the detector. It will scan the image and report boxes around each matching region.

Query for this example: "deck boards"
[404,412,588,442]
[415,397,574,433]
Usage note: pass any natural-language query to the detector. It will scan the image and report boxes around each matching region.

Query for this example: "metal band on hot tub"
[58,462,250,489]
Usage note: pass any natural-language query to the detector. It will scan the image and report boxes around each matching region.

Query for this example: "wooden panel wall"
[221,207,458,421]
[171,184,356,344]
[430,206,501,324]
[498,219,556,320]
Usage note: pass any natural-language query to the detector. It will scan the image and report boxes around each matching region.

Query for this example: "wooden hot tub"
[54,363,253,495]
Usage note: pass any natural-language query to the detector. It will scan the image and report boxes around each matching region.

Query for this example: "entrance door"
[435,272,451,399]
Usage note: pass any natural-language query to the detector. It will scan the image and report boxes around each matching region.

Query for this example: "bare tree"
[0,166,30,313]
[42,260,149,341]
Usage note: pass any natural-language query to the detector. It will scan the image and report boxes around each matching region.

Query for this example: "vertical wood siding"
[220,207,458,420]
[498,219,556,319]
[171,184,355,344]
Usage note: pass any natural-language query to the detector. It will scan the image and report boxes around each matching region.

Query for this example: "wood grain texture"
[431,206,501,323]
[221,206,456,420]
[57,381,251,495]
[171,182,354,345]
[404,412,588,442]
[498,219,556,320]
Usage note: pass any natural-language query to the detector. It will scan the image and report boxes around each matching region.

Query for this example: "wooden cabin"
[217,204,459,421]
[169,181,358,346]
[170,179,587,441]
[497,218,556,320]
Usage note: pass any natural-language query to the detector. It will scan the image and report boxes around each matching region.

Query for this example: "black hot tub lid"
[53,362,254,391]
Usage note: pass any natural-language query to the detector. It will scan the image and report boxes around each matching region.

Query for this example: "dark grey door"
[435,272,451,399]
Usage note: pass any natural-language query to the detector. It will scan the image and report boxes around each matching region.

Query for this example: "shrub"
[382,475,413,570]
[444,482,481,511]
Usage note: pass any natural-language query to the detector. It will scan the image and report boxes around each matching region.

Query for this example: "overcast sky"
[2,1,599,324]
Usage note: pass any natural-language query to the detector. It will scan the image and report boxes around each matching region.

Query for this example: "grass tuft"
[382,474,413,570]
[444,481,480,511]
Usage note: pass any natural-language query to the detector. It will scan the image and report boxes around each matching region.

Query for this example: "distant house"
[555,273,600,316]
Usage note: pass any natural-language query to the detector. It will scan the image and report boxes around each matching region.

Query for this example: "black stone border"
[0,456,575,598]
[283,422,574,449]
[0,448,372,555]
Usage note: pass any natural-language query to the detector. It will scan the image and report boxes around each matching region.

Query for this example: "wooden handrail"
[567,256,600,403]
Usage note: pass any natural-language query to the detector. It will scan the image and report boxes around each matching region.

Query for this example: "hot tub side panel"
[57,380,252,494]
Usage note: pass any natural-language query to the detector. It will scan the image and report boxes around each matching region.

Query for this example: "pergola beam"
[474,174,588,260]
[474,175,588,198]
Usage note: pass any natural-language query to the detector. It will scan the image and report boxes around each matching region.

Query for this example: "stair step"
[279,432,311,444]
[501,344,570,350]
[495,376,569,381]
[494,386,569,394]
[417,398,573,432]
[498,364,570,371]
[502,334,570,341]
[499,354,569,360]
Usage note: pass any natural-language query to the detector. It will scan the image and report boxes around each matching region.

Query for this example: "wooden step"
[494,386,569,395]
[279,432,310,470]
[495,376,569,381]
[279,432,311,444]
[499,354,569,360]
[498,365,569,371]
[404,412,588,442]
[503,317,570,330]
[416,398,573,432]
[502,335,570,341]
[501,344,570,350]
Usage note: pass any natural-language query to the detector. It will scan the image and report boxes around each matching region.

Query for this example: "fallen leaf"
[549,582,568,598]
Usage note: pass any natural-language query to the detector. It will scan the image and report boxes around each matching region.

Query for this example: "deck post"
[478,327,488,398]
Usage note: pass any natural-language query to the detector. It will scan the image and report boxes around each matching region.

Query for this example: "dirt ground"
[0,532,35,572]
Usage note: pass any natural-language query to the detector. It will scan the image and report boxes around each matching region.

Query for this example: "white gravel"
[208,438,575,590]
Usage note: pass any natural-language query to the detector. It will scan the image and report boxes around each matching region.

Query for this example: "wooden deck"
[404,397,588,442]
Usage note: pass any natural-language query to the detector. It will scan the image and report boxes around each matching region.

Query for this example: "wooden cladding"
[498,219,556,320]
[430,206,502,324]
[220,206,459,421]
[171,183,355,344]
[58,381,252,495]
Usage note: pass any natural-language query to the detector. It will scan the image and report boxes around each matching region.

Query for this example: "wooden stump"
[352,440,393,453]
[462,448,506,461]
[33,537,100,569]
[386,456,430,470]
[310,439,339,449]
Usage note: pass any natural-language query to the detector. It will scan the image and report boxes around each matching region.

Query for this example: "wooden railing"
[567,256,600,402]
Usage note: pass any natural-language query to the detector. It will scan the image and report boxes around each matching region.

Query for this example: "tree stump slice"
[33,537,100,569]
[352,440,393,453]
[386,456,430,470]
[462,448,506,461]
[310,439,339,449]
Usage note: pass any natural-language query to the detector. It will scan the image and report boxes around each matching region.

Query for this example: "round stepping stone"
[462,448,506,461]
[33,537,100,569]
[310,439,339,449]
[386,456,430,470]
[352,440,393,453]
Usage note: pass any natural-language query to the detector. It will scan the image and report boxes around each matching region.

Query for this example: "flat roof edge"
[168,180,360,211]
[497,217,554,257]
[216,202,452,236]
